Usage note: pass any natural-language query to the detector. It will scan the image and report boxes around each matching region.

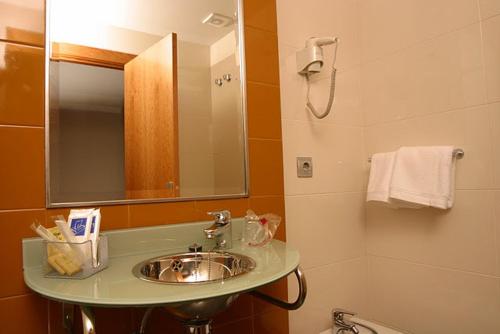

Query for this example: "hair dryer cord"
[305,67,337,119]
[305,40,338,119]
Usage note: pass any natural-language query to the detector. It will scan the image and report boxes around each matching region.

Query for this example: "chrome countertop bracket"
[81,306,96,334]
[250,266,307,310]
[62,303,74,334]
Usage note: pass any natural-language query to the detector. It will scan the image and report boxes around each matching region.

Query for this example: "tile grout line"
[0,124,44,130]
[364,100,500,129]
[359,19,483,67]
[0,38,44,49]
[366,253,500,279]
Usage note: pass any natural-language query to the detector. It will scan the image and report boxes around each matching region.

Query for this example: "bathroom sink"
[132,251,256,284]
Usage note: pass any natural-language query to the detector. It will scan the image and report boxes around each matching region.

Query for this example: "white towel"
[389,146,455,209]
[366,151,396,204]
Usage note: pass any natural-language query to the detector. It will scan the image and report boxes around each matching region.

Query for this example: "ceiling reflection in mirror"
[47,0,247,206]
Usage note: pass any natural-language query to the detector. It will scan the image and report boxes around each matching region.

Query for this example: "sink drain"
[170,260,183,272]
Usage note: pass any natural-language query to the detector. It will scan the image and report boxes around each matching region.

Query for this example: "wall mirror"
[46,0,248,207]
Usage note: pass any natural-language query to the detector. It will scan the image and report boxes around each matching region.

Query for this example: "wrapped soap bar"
[242,210,281,247]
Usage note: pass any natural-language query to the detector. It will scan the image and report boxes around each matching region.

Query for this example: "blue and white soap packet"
[68,208,101,266]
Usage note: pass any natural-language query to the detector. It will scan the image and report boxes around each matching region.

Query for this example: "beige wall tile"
[0,1,44,46]
[282,120,365,195]
[482,15,500,103]
[279,53,364,127]
[490,102,500,188]
[364,104,495,190]
[479,0,500,20]
[360,0,479,62]
[367,190,497,275]
[367,256,500,333]
[286,192,366,269]
[362,24,486,126]
[288,258,368,334]
[276,0,360,71]
[494,192,500,276]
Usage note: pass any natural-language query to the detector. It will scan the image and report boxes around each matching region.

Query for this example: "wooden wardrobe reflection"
[51,33,180,199]
[124,33,179,199]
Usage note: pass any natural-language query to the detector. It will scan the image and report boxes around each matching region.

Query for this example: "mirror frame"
[44,0,249,208]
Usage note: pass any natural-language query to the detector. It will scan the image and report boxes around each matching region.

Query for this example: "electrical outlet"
[297,157,313,178]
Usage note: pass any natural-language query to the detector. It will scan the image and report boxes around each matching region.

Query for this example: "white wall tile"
[288,257,368,334]
[282,119,365,195]
[490,102,500,188]
[367,256,500,334]
[278,45,363,127]
[364,104,495,190]
[360,0,479,62]
[362,23,486,126]
[276,0,360,71]
[495,191,500,277]
[482,15,500,103]
[366,190,497,275]
[286,192,365,269]
[478,0,500,20]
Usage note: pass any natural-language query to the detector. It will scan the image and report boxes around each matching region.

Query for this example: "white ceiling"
[50,0,237,49]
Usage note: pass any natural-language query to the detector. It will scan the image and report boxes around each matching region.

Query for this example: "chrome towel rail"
[368,148,464,163]
[250,266,307,310]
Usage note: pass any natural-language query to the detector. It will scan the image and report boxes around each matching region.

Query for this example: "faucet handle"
[333,308,356,321]
[207,210,231,224]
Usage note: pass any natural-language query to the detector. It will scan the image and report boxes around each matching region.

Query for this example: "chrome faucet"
[333,309,360,334]
[204,210,232,250]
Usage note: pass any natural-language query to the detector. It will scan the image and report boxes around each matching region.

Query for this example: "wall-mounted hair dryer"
[297,37,338,74]
[296,37,339,119]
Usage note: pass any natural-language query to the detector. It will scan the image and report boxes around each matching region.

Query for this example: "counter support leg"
[62,303,75,334]
[139,307,154,334]
[80,306,96,334]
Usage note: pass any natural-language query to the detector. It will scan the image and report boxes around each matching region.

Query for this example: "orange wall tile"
[247,82,283,140]
[0,294,48,334]
[214,317,254,334]
[194,198,250,220]
[248,139,285,196]
[249,196,286,241]
[0,42,44,126]
[46,205,129,231]
[253,308,289,334]
[244,0,278,33]
[128,201,199,227]
[0,126,45,210]
[0,0,289,332]
[0,210,45,297]
[245,27,280,85]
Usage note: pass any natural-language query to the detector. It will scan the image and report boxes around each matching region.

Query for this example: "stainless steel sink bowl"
[132,251,256,284]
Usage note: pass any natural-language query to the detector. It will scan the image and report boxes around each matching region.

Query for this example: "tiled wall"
[0,0,289,333]
[362,1,500,333]
[276,1,368,333]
